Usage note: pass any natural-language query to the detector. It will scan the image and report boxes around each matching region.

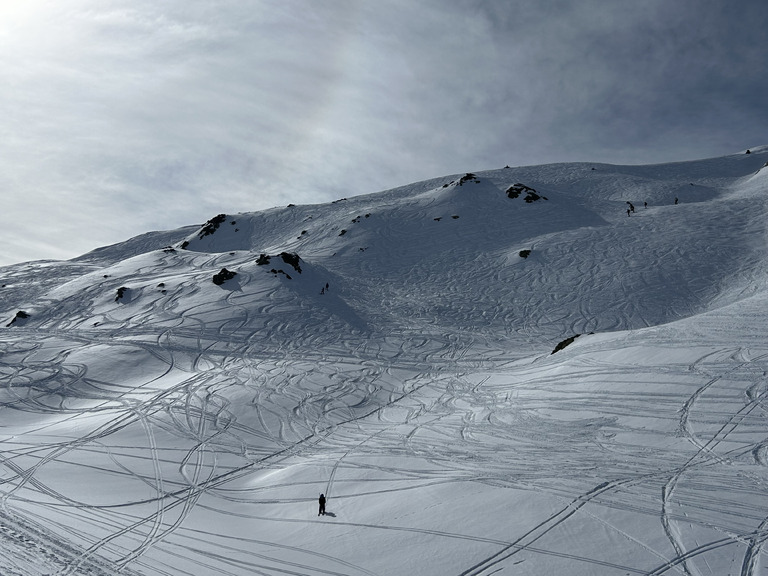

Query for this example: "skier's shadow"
[324,512,337,518]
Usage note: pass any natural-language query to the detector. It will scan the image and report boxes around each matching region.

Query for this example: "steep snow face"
[137,151,768,344]
[1,148,768,576]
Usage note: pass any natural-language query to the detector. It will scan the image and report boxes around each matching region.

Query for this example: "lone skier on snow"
[318,493,326,516]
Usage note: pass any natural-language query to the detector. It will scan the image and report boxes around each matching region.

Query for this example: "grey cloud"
[1,0,766,266]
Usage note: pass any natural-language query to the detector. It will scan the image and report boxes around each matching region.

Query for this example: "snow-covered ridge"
[6,148,766,342]
[0,148,767,576]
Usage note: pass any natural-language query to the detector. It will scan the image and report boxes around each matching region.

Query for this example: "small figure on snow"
[674,197,679,205]
[318,493,326,516]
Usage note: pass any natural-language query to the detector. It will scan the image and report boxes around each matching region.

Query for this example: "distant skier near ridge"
[318,493,326,516]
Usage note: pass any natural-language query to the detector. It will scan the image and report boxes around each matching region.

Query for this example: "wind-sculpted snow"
[1,148,768,575]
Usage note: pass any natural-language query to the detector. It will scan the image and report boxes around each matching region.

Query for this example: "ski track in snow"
[1,150,768,575]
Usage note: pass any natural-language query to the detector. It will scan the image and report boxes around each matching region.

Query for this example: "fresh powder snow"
[1,147,768,575]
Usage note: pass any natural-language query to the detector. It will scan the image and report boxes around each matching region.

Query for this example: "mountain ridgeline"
[4,147,767,353]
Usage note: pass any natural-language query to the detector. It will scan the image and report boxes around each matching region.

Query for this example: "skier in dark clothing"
[318,493,326,516]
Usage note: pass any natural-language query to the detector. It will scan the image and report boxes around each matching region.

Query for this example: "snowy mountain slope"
[0,147,767,575]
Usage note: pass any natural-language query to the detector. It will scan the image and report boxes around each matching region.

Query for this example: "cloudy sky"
[2,0,766,266]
